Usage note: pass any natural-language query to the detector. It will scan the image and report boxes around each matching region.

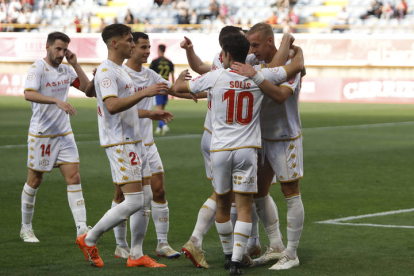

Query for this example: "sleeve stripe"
[186,81,191,93]
[282,65,289,78]
[102,95,118,101]
[24,88,37,93]
[280,85,294,94]
[168,84,174,93]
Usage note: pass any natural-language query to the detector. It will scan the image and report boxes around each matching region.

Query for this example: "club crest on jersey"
[27,72,36,81]
[46,79,70,87]
[269,67,280,74]
[101,77,112,88]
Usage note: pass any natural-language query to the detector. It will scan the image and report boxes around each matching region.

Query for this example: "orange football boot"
[76,233,104,268]
[127,255,166,268]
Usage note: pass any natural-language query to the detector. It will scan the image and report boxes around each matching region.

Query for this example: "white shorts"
[211,148,258,195]
[146,143,164,176]
[141,145,152,179]
[105,142,144,185]
[261,136,304,183]
[201,130,212,180]
[27,134,79,172]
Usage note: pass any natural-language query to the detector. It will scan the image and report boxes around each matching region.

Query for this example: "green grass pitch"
[1,95,414,275]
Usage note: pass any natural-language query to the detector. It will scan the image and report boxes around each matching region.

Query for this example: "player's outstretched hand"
[56,100,76,116]
[178,69,191,81]
[233,62,257,78]
[180,36,193,50]
[147,82,169,96]
[150,110,173,124]
[65,49,78,66]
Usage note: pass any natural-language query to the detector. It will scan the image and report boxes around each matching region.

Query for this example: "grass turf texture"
[1,95,413,275]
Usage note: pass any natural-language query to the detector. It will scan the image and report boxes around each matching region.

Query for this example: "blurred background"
[0,0,413,104]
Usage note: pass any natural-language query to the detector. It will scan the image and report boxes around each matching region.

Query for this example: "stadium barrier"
[1,33,413,104]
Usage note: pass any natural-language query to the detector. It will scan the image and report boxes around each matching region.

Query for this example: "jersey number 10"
[223,90,253,125]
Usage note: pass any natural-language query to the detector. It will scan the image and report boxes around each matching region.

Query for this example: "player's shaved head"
[132,32,149,44]
[47,32,70,45]
[219,26,243,46]
[222,34,250,63]
[102,24,132,44]
[247,22,274,39]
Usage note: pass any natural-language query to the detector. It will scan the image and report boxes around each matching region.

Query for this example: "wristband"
[252,72,265,85]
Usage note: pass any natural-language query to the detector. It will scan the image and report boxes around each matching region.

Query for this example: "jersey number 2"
[223,90,253,125]
[129,152,141,165]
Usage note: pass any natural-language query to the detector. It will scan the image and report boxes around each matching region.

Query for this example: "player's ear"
[268,36,274,46]
[111,38,118,49]
[46,43,50,51]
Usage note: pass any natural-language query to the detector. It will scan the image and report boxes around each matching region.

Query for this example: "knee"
[113,192,125,203]
[281,181,300,197]
[27,175,43,189]
[125,192,144,214]
[66,172,81,185]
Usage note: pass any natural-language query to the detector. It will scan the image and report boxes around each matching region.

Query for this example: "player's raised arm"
[84,68,97,98]
[65,49,89,92]
[267,33,295,68]
[180,36,211,75]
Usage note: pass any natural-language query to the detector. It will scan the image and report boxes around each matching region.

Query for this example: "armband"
[252,72,265,85]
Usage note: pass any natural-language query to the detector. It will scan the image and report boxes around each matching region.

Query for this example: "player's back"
[210,69,263,152]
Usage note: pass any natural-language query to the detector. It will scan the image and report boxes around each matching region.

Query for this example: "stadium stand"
[0,0,413,33]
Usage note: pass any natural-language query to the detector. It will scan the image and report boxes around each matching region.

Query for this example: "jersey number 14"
[223,90,253,125]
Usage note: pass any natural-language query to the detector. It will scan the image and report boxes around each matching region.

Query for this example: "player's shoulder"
[29,59,45,70]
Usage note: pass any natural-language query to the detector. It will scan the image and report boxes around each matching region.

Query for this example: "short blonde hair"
[246,22,274,39]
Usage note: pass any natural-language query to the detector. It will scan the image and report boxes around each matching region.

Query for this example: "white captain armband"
[252,72,265,85]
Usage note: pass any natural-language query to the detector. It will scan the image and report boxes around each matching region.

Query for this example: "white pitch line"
[1,121,413,149]
[316,208,414,229]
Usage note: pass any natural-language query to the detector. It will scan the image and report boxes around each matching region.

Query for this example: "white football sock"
[190,198,216,249]
[215,220,233,255]
[232,221,252,262]
[254,195,284,251]
[285,194,304,259]
[230,204,237,229]
[67,184,87,234]
[21,183,37,230]
[248,203,260,247]
[85,192,143,246]
[151,200,169,245]
[111,201,128,248]
[129,185,152,259]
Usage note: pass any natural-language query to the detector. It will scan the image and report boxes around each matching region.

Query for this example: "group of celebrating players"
[20,21,305,275]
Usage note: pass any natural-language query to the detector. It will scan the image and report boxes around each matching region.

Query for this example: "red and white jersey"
[94,59,142,147]
[259,69,302,141]
[24,59,78,137]
[189,68,267,152]
[123,65,172,146]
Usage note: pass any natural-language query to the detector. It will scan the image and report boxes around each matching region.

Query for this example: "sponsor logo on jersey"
[31,65,36,68]
[135,86,148,92]
[101,77,112,88]
[27,72,36,81]
[288,77,295,85]
[235,243,242,247]
[101,68,108,72]
[125,83,133,90]
[46,79,70,87]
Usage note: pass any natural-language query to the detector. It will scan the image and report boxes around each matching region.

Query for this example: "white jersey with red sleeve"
[123,65,172,146]
[24,59,79,137]
[260,71,302,141]
[94,59,142,147]
[188,68,263,152]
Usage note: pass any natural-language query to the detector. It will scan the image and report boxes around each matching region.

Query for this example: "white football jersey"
[245,53,265,67]
[123,65,172,146]
[260,70,302,141]
[94,59,142,147]
[24,59,78,137]
[203,53,261,133]
[189,68,268,152]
